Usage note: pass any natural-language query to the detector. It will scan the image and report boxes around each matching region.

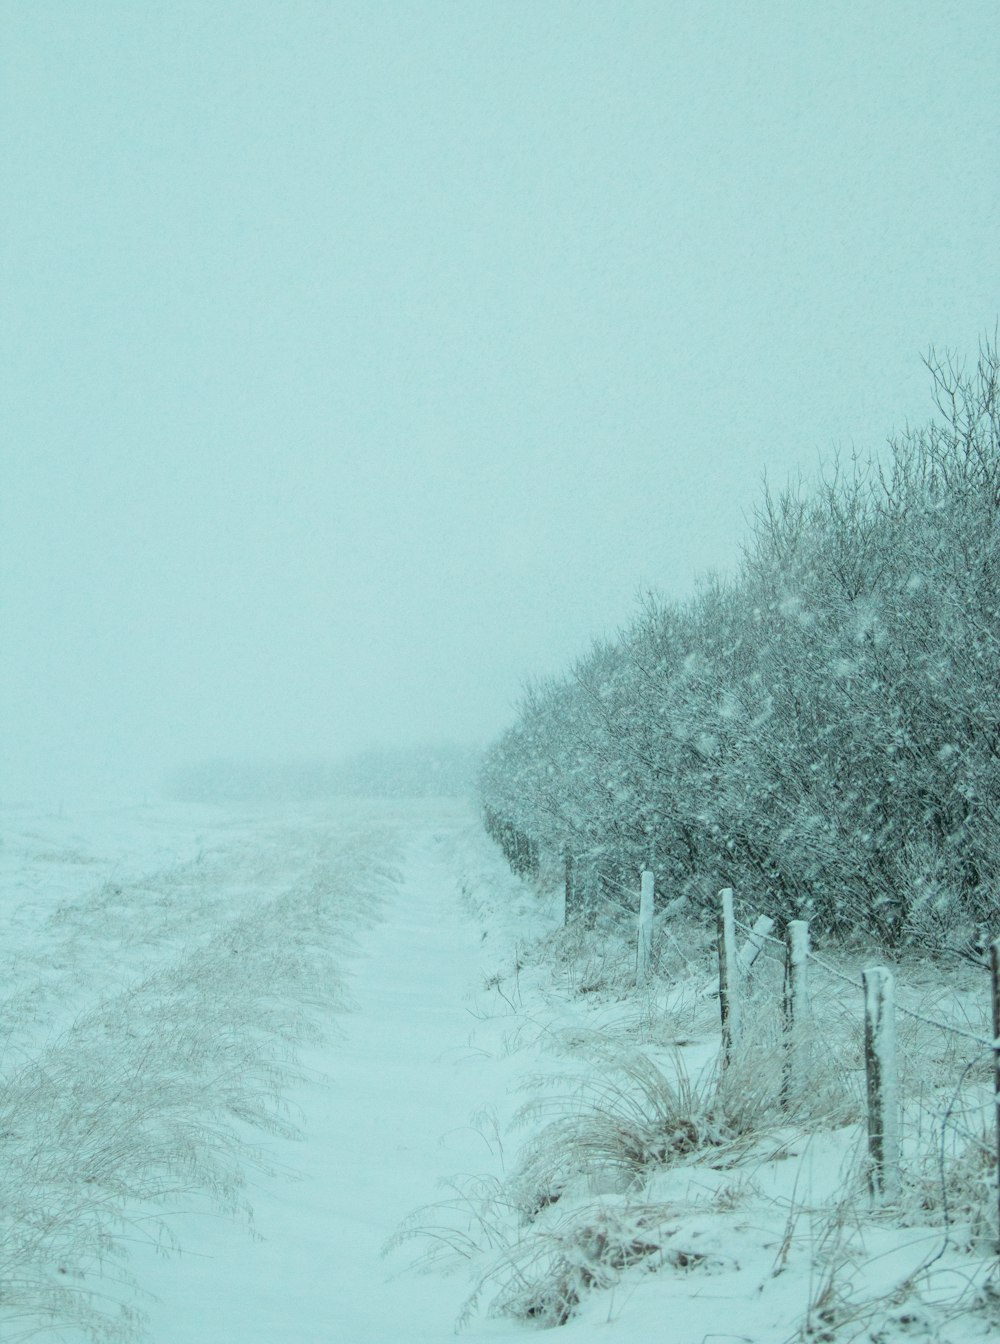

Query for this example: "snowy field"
[1,799,997,1342]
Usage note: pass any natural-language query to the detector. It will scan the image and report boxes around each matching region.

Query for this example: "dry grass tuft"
[508,1035,731,1221]
[0,832,396,1342]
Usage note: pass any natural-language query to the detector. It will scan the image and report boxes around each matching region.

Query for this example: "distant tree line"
[168,741,479,803]
[480,341,1000,951]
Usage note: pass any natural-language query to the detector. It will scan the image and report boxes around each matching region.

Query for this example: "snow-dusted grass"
[5,802,997,1341]
[394,827,1000,1340]
[0,801,398,1343]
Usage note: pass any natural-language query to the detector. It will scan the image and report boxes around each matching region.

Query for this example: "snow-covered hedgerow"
[480,339,1000,949]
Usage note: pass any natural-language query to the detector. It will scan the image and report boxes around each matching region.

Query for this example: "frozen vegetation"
[3,345,999,1340]
[0,801,397,1341]
[1,796,998,1342]
[480,344,1000,957]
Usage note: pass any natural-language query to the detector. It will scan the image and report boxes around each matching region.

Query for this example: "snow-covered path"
[137,821,520,1342]
[6,802,994,1343]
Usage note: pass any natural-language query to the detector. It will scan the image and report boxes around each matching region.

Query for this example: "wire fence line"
[732,914,996,1051]
[558,860,1000,1237]
[726,893,1000,1230]
[563,873,997,1051]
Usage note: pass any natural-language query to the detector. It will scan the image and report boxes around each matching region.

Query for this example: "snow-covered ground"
[1,799,997,1342]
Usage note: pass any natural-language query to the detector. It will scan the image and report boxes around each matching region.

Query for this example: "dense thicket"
[480,343,1000,950]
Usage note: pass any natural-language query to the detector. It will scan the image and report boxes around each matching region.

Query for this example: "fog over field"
[2,1,998,802]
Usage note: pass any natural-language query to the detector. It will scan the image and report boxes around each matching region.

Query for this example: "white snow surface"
[132,808,529,1343]
[1,798,997,1342]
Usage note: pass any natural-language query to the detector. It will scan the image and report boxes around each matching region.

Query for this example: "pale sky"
[2,1,998,800]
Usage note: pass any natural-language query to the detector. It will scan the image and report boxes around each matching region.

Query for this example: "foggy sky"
[2,1,998,801]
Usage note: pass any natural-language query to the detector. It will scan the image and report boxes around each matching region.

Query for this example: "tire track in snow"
[134,820,528,1344]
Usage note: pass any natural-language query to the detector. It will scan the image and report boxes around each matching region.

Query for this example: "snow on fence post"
[637,870,654,981]
[991,938,1000,1252]
[718,888,741,1068]
[782,920,811,1105]
[737,914,775,976]
[863,967,899,1202]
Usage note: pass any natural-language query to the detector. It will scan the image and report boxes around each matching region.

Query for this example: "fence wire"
[733,915,996,1052]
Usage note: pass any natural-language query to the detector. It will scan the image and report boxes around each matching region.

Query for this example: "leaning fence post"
[863,967,899,1202]
[782,920,810,1105]
[990,939,1000,1252]
[738,914,775,976]
[637,870,654,981]
[718,888,741,1067]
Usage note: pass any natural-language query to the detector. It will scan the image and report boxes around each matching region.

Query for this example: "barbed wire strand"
[732,915,995,1051]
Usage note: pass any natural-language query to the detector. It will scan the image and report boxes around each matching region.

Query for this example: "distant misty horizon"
[3,2,998,803]
[164,741,483,804]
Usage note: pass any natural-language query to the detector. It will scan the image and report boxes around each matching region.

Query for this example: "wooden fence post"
[782,919,810,1104]
[718,888,741,1068]
[637,870,654,981]
[990,938,1000,1252]
[863,967,899,1202]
